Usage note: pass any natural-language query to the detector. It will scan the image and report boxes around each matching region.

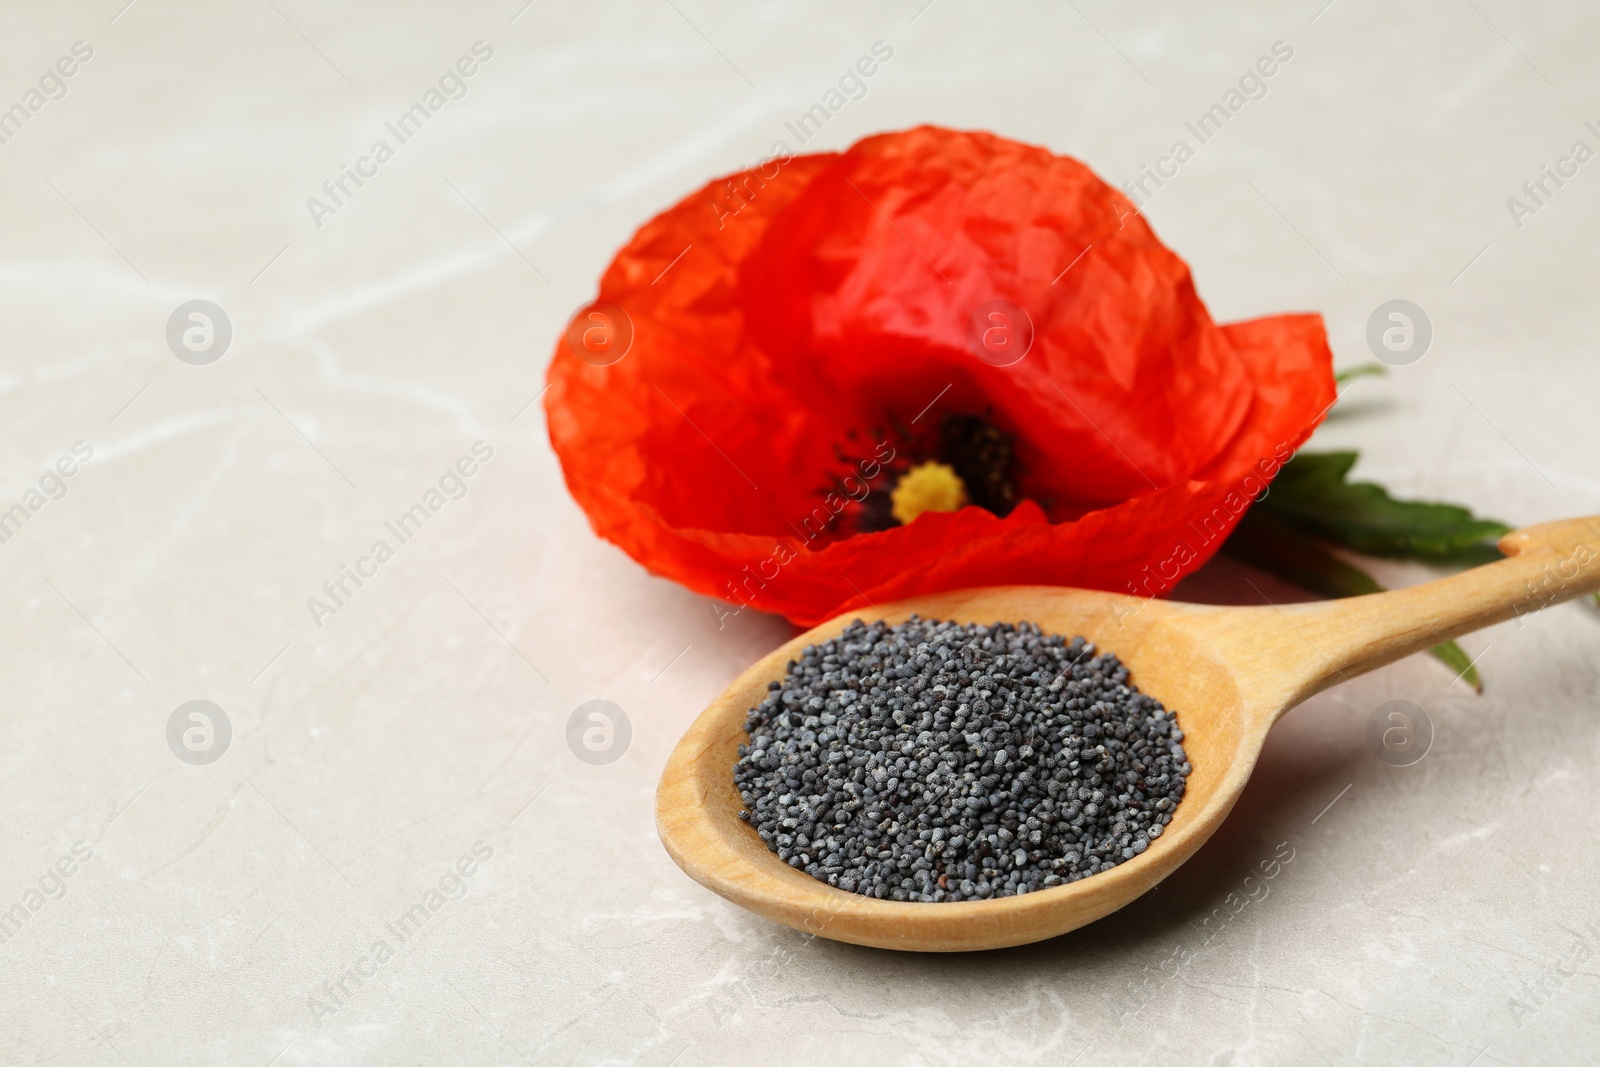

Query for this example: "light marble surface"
[2,1,1598,1064]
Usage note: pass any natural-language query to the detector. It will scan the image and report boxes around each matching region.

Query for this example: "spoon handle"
[1257,515,1600,707]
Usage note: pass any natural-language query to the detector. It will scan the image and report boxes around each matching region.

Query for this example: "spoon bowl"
[657,516,1600,951]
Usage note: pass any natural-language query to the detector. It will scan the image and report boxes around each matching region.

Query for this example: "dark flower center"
[819,412,1021,539]
[936,414,1018,518]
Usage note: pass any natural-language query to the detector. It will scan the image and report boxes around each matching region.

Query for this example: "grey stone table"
[1,1,1596,1063]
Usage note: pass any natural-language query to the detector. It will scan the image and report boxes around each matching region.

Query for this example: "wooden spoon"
[656,516,1600,951]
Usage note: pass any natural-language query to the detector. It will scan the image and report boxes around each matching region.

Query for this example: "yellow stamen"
[891,461,969,525]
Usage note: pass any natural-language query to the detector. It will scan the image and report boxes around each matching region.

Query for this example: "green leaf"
[1259,450,1511,561]
[1223,507,1381,599]
[1425,638,1484,693]
[1275,450,1359,483]
[1224,509,1484,692]
[1334,363,1388,385]
[1438,542,1509,567]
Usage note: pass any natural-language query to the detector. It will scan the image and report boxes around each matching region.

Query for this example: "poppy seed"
[734,616,1188,903]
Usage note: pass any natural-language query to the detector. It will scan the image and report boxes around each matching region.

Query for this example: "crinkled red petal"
[545,127,1336,627]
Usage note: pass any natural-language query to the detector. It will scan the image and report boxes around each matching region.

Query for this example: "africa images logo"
[306,41,494,228]
[0,40,93,147]
[306,842,494,1026]
[306,441,494,628]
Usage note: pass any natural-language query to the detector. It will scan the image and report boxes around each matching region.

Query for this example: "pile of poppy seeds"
[734,617,1189,902]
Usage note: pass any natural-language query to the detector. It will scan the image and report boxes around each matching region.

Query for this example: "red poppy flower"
[545,126,1334,627]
